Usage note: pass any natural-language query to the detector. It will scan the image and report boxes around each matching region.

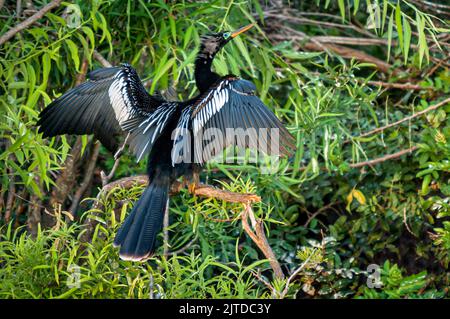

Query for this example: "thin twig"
[0,0,62,46]
[16,0,22,19]
[101,134,130,186]
[304,201,341,227]
[366,80,434,91]
[4,169,15,223]
[166,233,199,256]
[163,199,170,258]
[349,146,419,169]
[251,270,277,297]
[354,97,450,140]
[69,142,101,218]
[403,206,416,237]
[280,249,317,299]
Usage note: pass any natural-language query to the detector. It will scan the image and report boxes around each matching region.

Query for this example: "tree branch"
[241,204,284,280]
[0,0,62,46]
[269,32,395,74]
[93,50,113,68]
[68,142,101,218]
[349,146,419,169]
[354,97,450,140]
[366,80,434,91]
[95,175,261,204]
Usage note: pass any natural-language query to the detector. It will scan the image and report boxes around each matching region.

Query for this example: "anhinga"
[37,24,295,261]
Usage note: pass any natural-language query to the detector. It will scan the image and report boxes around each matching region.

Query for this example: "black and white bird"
[37,23,295,261]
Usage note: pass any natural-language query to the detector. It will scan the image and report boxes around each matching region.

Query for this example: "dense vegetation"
[0,0,449,299]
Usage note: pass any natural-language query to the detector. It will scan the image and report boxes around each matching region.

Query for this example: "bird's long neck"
[195,53,221,94]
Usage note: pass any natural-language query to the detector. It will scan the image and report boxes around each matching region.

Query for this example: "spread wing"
[172,77,295,165]
[37,63,163,152]
[122,102,178,162]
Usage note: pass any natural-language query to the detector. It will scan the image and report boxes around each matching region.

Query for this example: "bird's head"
[198,23,254,60]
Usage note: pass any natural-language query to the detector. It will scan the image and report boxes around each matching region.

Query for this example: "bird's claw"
[188,182,197,194]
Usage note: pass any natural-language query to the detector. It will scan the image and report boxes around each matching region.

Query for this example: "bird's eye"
[223,32,231,39]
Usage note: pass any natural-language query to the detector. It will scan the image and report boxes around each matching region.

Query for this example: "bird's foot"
[188,182,198,194]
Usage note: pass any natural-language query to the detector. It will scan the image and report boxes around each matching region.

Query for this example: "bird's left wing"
[172,77,295,165]
[37,63,163,152]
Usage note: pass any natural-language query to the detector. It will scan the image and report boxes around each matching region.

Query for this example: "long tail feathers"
[113,180,169,261]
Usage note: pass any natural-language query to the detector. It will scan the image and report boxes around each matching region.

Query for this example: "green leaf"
[338,0,346,22]
[395,2,404,53]
[402,16,411,64]
[66,39,80,71]
[386,12,394,62]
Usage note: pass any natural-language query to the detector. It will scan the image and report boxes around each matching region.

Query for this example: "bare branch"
[354,97,450,140]
[96,175,261,204]
[163,200,170,258]
[241,204,285,280]
[194,185,261,203]
[0,0,62,46]
[93,50,113,68]
[366,80,434,91]
[269,32,395,74]
[349,146,419,169]
[69,142,101,218]
[101,133,130,187]
[167,233,199,256]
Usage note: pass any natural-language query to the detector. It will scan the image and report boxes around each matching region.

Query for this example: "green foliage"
[0,0,449,299]
[0,211,271,299]
[359,261,443,299]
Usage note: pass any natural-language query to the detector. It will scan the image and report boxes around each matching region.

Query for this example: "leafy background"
[0,0,449,298]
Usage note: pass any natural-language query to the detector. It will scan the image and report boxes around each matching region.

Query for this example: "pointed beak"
[231,23,255,38]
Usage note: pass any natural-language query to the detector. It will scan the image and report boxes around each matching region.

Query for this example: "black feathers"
[37,64,162,152]
[113,178,169,261]
[123,102,178,161]
[37,75,121,151]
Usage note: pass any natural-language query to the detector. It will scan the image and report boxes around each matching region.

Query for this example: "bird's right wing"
[37,63,163,152]
[172,77,295,165]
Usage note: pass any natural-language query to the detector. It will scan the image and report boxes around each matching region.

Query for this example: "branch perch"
[241,204,285,280]
[95,175,261,203]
